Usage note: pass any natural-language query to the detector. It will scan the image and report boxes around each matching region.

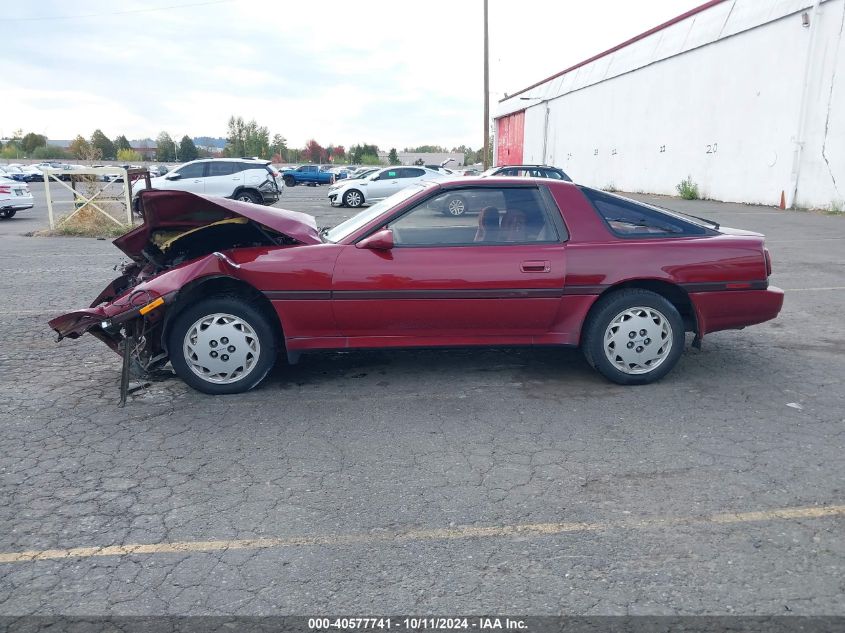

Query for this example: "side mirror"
[356,228,394,250]
[165,173,181,180]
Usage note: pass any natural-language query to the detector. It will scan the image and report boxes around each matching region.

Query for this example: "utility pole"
[483,0,490,169]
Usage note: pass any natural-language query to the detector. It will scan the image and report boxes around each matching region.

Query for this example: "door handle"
[520,260,550,273]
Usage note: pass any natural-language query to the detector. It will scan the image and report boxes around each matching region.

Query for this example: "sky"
[5,0,705,151]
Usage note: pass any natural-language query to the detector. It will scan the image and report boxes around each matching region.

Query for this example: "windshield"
[351,168,377,179]
[325,184,427,243]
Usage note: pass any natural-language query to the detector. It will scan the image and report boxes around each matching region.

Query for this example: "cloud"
[5,0,704,149]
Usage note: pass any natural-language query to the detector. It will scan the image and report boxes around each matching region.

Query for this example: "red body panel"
[50,180,783,357]
[691,287,784,335]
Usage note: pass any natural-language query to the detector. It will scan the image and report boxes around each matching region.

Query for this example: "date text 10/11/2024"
[308,618,528,631]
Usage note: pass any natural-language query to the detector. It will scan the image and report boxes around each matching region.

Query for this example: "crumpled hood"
[114,189,320,260]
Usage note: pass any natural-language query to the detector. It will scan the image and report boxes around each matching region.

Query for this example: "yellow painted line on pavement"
[0,503,842,564]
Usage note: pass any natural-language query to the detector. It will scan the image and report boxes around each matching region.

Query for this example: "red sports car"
[50,179,783,395]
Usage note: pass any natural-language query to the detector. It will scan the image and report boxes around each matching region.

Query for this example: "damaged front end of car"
[48,189,319,405]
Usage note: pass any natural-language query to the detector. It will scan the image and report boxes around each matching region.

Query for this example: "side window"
[401,168,426,178]
[389,187,558,247]
[542,169,564,180]
[176,163,205,178]
[207,162,237,177]
[581,188,709,237]
[381,169,400,180]
[498,168,516,177]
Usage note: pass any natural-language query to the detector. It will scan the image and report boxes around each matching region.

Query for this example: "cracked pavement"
[0,185,843,615]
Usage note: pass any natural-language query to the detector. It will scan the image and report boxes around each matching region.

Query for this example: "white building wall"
[498,0,845,209]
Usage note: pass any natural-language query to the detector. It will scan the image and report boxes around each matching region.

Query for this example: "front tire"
[167,295,278,395]
[343,189,364,208]
[283,176,296,187]
[582,289,684,385]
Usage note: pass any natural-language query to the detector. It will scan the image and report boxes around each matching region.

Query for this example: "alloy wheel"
[603,306,673,374]
[183,313,261,384]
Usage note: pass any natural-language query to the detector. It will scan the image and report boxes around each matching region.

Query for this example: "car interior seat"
[474,206,501,242]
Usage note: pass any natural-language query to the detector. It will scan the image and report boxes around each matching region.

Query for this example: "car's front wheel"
[168,295,278,395]
[283,176,295,187]
[343,189,364,208]
[582,289,685,385]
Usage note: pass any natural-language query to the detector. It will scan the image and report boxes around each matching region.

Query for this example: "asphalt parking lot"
[0,182,843,615]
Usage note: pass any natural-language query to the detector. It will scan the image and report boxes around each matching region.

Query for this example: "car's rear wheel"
[582,289,684,385]
[235,190,261,204]
[343,189,364,208]
[1,210,17,219]
[168,295,278,395]
[442,194,467,216]
[283,176,296,187]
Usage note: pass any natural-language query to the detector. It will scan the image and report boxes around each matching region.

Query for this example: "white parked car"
[327,166,445,207]
[132,158,283,208]
[0,176,34,219]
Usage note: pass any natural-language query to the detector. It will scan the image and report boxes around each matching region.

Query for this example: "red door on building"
[496,110,525,166]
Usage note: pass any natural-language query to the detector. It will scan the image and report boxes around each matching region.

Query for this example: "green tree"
[179,135,198,161]
[90,129,116,160]
[349,143,380,164]
[156,132,177,162]
[388,148,400,165]
[224,116,246,157]
[243,120,270,158]
[452,145,475,165]
[117,148,143,162]
[32,146,69,159]
[404,145,447,153]
[114,135,131,152]
[20,133,48,155]
[69,135,92,159]
[272,134,288,162]
[224,116,271,159]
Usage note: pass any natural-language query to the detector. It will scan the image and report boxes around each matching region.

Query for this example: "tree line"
[223,116,485,166]
[1,115,487,166]
[0,129,201,162]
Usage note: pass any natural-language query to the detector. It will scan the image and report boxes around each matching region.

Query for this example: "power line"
[6,0,233,22]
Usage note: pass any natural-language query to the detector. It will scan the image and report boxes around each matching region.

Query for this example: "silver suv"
[133,158,283,206]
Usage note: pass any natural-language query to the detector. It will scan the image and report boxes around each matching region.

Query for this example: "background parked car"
[0,176,34,218]
[481,164,572,181]
[132,158,282,207]
[327,166,445,207]
[0,165,27,181]
[282,164,336,187]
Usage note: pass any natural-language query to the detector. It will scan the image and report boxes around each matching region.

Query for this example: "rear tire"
[234,190,261,204]
[283,176,295,187]
[582,289,684,385]
[167,295,278,395]
[441,194,468,216]
[1,210,16,219]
